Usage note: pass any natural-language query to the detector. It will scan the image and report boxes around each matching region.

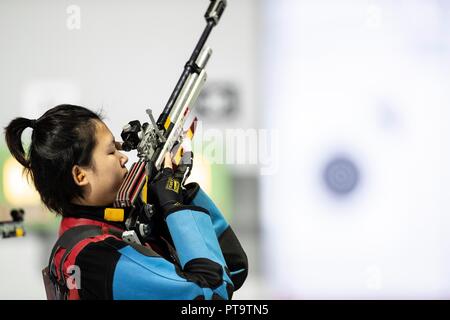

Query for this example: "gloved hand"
[149,154,208,247]
[149,155,184,219]
[171,143,199,204]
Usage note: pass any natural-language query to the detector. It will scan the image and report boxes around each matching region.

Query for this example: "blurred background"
[1,0,449,299]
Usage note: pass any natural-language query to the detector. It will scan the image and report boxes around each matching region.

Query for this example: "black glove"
[182,182,201,205]
[149,167,184,219]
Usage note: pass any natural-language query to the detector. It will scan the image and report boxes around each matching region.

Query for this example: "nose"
[119,152,128,167]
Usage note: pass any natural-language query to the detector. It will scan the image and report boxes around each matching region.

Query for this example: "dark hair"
[4,104,102,215]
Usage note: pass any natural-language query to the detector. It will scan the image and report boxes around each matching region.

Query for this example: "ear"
[72,165,89,187]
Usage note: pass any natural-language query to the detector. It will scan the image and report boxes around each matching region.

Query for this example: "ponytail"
[4,117,36,169]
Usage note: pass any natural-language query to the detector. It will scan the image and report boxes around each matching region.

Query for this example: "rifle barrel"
[156,0,227,129]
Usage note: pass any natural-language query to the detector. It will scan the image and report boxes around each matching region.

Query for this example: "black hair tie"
[29,119,37,129]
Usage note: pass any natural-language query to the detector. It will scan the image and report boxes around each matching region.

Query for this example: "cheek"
[94,156,125,189]
[110,158,126,182]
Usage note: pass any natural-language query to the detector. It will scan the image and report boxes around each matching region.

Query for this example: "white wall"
[261,0,450,299]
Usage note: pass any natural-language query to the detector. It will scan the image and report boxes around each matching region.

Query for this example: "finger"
[164,152,173,169]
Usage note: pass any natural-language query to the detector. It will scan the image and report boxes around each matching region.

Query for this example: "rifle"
[113,0,227,245]
[0,209,26,239]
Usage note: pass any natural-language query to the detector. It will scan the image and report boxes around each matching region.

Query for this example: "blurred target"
[323,156,360,196]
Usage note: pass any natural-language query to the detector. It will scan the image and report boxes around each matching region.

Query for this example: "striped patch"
[114,161,147,207]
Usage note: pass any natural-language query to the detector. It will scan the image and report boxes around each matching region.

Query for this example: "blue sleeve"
[112,207,233,300]
[189,188,248,291]
[189,187,229,237]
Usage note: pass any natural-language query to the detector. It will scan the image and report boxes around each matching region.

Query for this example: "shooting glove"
[149,167,184,219]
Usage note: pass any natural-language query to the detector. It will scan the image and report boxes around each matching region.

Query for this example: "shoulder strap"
[47,225,104,292]
[44,224,124,300]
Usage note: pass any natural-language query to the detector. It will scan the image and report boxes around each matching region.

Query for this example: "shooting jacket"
[48,187,248,300]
